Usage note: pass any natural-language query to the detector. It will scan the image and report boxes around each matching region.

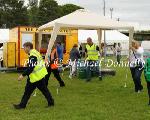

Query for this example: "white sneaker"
[69,75,72,79]
[137,90,141,93]
[33,91,37,96]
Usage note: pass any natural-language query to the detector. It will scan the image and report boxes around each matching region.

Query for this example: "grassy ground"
[0,66,150,120]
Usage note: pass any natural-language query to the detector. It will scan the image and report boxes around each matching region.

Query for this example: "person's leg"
[45,66,52,86]
[130,67,138,92]
[72,61,77,76]
[95,61,102,80]
[117,55,121,64]
[19,79,36,108]
[52,69,65,87]
[134,68,143,91]
[117,55,119,64]
[36,78,54,106]
[86,61,92,81]
[147,81,150,105]
[74,62,77,76]
[69,61,73,78]
[119,55,121,64]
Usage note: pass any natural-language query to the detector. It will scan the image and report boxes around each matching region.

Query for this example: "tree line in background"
[0,0,83,28]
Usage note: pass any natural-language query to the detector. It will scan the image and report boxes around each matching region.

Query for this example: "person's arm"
[85,48,88,58]
[62,45,64,54]
[96,46,101,57]
[79,46,82,51]
[76,50,81,59]
[136,47,144,55]
[85,48,87,53]
[96,46,100,51]
[50,49,57,64]
[22,56,37,76]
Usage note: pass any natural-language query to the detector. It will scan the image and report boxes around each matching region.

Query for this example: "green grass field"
[0,66,150,120]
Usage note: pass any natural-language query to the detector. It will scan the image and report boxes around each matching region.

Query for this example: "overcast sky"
[25,0,150,26]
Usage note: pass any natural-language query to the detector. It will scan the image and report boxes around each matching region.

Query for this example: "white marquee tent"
[38,9,134,59]
[0,29,9,43]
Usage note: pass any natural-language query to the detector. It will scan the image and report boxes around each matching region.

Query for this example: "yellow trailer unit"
[8,26,78,68]
[9,26,36,68]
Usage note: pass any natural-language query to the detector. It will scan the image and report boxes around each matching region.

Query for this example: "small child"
[69,44,80,79]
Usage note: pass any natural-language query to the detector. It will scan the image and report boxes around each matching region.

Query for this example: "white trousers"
[70,61,77,76]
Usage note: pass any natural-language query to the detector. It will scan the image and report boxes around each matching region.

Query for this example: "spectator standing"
[85,37,101,81]
[69,44,80,79]
[116,43,122,64]
[130,41,144,93]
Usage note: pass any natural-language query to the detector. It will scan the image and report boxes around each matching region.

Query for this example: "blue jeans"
[130,67,143,92]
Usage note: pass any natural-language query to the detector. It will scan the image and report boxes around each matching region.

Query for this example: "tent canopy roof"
[0,29,9,43]
[78,30,129,43]
[38,9,134,31]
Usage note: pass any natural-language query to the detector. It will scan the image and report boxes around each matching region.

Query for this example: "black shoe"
[13,104,25,109]
[86,79,91,82]
[60,81,65,87]
[99,76,102,81]
[48,99,54,107]
[148,100,150,106]
[139,86,143,91]
[135,89,138,92]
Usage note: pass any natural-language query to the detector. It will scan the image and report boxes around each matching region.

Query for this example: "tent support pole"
[97,29,102,56]
[97,29,103,79]
[103,30,107,64]
[38,31,42,51]
[129,27,134,58]
[45,24,60,60]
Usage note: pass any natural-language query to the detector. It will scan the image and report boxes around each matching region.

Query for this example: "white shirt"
[116,46,122,55]
[130,47,144,68]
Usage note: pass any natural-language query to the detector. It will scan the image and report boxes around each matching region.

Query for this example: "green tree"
[0,0,83,28]
[37,0,60,26]
[0,0,29,28]
[28,0,39,26]
[60,4,83,16]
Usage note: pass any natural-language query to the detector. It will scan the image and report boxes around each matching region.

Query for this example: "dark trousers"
[147,82,150,99]
[130,67,143,92]
[45,67,64,86]
[86,60,100,81]
[117,55,121,64]
[19,78,53,108]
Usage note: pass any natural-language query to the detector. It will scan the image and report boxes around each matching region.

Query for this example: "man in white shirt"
[116,43,122,64]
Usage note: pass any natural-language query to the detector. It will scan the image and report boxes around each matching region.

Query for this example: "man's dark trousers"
[19,77,53,108]
[86,60,100,81]
[45,66,64,86]
[117,55,121,64]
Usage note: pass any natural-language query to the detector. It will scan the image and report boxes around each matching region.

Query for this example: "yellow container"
[63,30,78,64]
[3,42,16,67]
